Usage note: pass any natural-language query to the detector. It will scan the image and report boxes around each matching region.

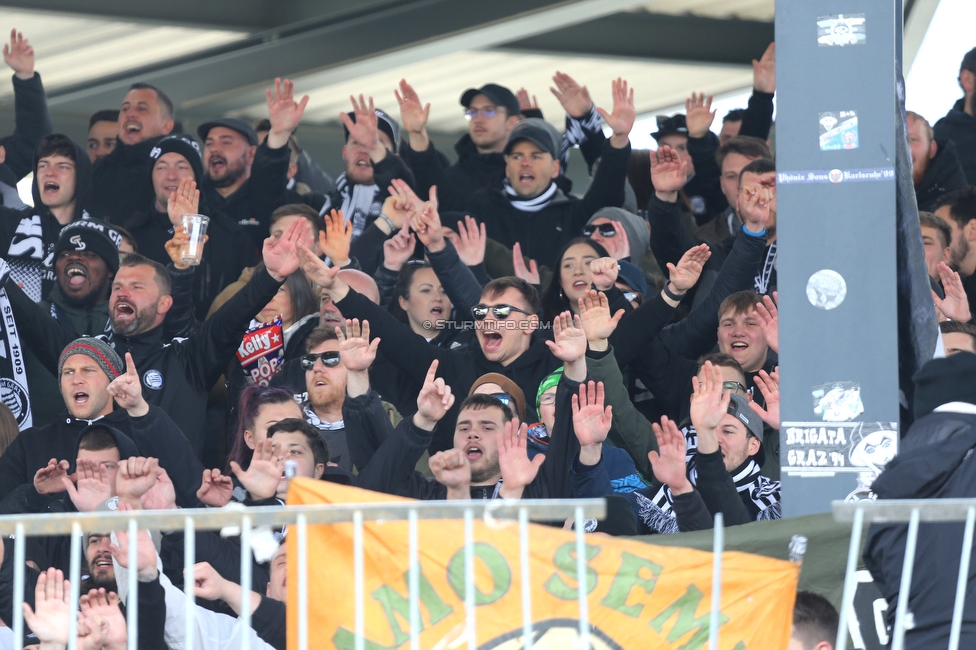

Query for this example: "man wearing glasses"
[396,81,522,212]
[297,326,352,471]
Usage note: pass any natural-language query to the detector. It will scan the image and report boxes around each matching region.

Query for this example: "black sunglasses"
[582,224,616,238]
[301,351,341,370]
[472,304,533,320]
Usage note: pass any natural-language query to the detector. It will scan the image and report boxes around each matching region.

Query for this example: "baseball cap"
[459,84,520,117]
[503,118,561,158]
[197,117,259,146]
[651,114,689,141]
[727,393,764,439]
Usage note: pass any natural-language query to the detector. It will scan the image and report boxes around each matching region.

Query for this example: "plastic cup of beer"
[180,214,209,266]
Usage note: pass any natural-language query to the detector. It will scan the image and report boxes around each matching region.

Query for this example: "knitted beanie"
[587,207,650,263]
[57,338,123,391]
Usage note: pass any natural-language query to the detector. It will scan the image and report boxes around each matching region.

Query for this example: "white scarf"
[322,173,380,239]
[503,179,557,212]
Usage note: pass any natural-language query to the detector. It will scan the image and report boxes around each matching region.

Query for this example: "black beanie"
[149,134,204,183]
[342,108,401,152]
[912,352,976,419]
[54,220,122,274]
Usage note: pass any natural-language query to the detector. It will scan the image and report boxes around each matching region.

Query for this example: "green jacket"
[585,345,658,482]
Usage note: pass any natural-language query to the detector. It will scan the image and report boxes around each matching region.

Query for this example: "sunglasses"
[464,107,499,120]
[472,304,533,320]
[488,392,514,407]
[582,223,616,238]
[301,351,341,370]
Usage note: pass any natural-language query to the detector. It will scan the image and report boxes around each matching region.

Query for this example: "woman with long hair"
[540,237,633,323]
[225,385,302,476]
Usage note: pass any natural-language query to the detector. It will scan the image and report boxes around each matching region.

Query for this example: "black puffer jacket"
[864,409,976,649]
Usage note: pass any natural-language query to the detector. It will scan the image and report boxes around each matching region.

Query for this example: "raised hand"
[395,79,430,136]
[34,458,70,495]
[429,449,471,498]
[110,503,159,576]
[650,145,688,197]
[498,420,545,499]
[415,359,454,430]
[230,438,284,501]
[753,291,779,353]
[64,459,113,513]
[753,42,776,94]
[79,588,128,650]
[77,615,111,650]
[3,29,34,79]
[340,95,382,155]
[597,78,635,148]
[115,456,160,508]
[189,562,230,601]
[107,352,149,417]
[296,234,341,291]
[266,78,310,148]
[141,468,177,511]
[648,416,693,494]
[667,243,710,293]
[689,361,730,454]
[319,209,353,267]
[934,262,972,322]
[589,257,618,291]
[447,215,486,267]
[388,178,424,215]
[336,318,380,372]
[382,225,417,272]
[545,311,587,364]
[516,88,539,112]
[738,182,774,232]
[577,290,624,344]
[550,71,593,118]
[750,367,780,430]
[166,177,200,227]
[573,381,612,466]
[409,186,446,252]
[263,215,309,281]
[684,92,716,138]
[22,568,71,647]
[197,468,233,507]
[512,242,540,285]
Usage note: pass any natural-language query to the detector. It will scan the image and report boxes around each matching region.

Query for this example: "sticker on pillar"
[781,421,897,484]
[819,111,859,151]
[812,381,863,421]
[817,14,866,47]
[806,269,846,310]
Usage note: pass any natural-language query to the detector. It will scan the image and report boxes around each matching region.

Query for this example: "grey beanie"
[587,207,650,263]
[57,338,123,391]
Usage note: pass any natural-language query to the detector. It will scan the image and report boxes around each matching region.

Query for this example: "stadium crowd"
[0,24,974,649]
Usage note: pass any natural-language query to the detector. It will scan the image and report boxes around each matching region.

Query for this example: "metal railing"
[0,499,745,649]
[833,498,976,650]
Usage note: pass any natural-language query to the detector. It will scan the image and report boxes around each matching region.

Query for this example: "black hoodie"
[934,98,976,184]
[88,134,167,225]
[0,136,92,302]
[916,138,968,213]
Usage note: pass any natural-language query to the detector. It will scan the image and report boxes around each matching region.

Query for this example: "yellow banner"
[286,478,798,649]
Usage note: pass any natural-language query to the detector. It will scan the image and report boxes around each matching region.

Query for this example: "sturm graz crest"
[0,377,30,427]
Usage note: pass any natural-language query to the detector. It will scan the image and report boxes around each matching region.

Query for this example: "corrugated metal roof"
[0,9,246,100]
[232,50,753,133]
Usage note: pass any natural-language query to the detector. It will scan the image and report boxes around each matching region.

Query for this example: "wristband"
[742,226,766,238]
[663,282,686,302]
[377,213,399,233]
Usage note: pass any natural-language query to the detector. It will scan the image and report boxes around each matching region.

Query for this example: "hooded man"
[0,337,203,508]
[0,134,92,302]
[0,29,53,210]
[462,77,635,268]
[25,220,121,427]
[88,83,176,225]
[123,134,258,319]
[584,206,650,264]
[908,111,967,212]
[934,47,976,184]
